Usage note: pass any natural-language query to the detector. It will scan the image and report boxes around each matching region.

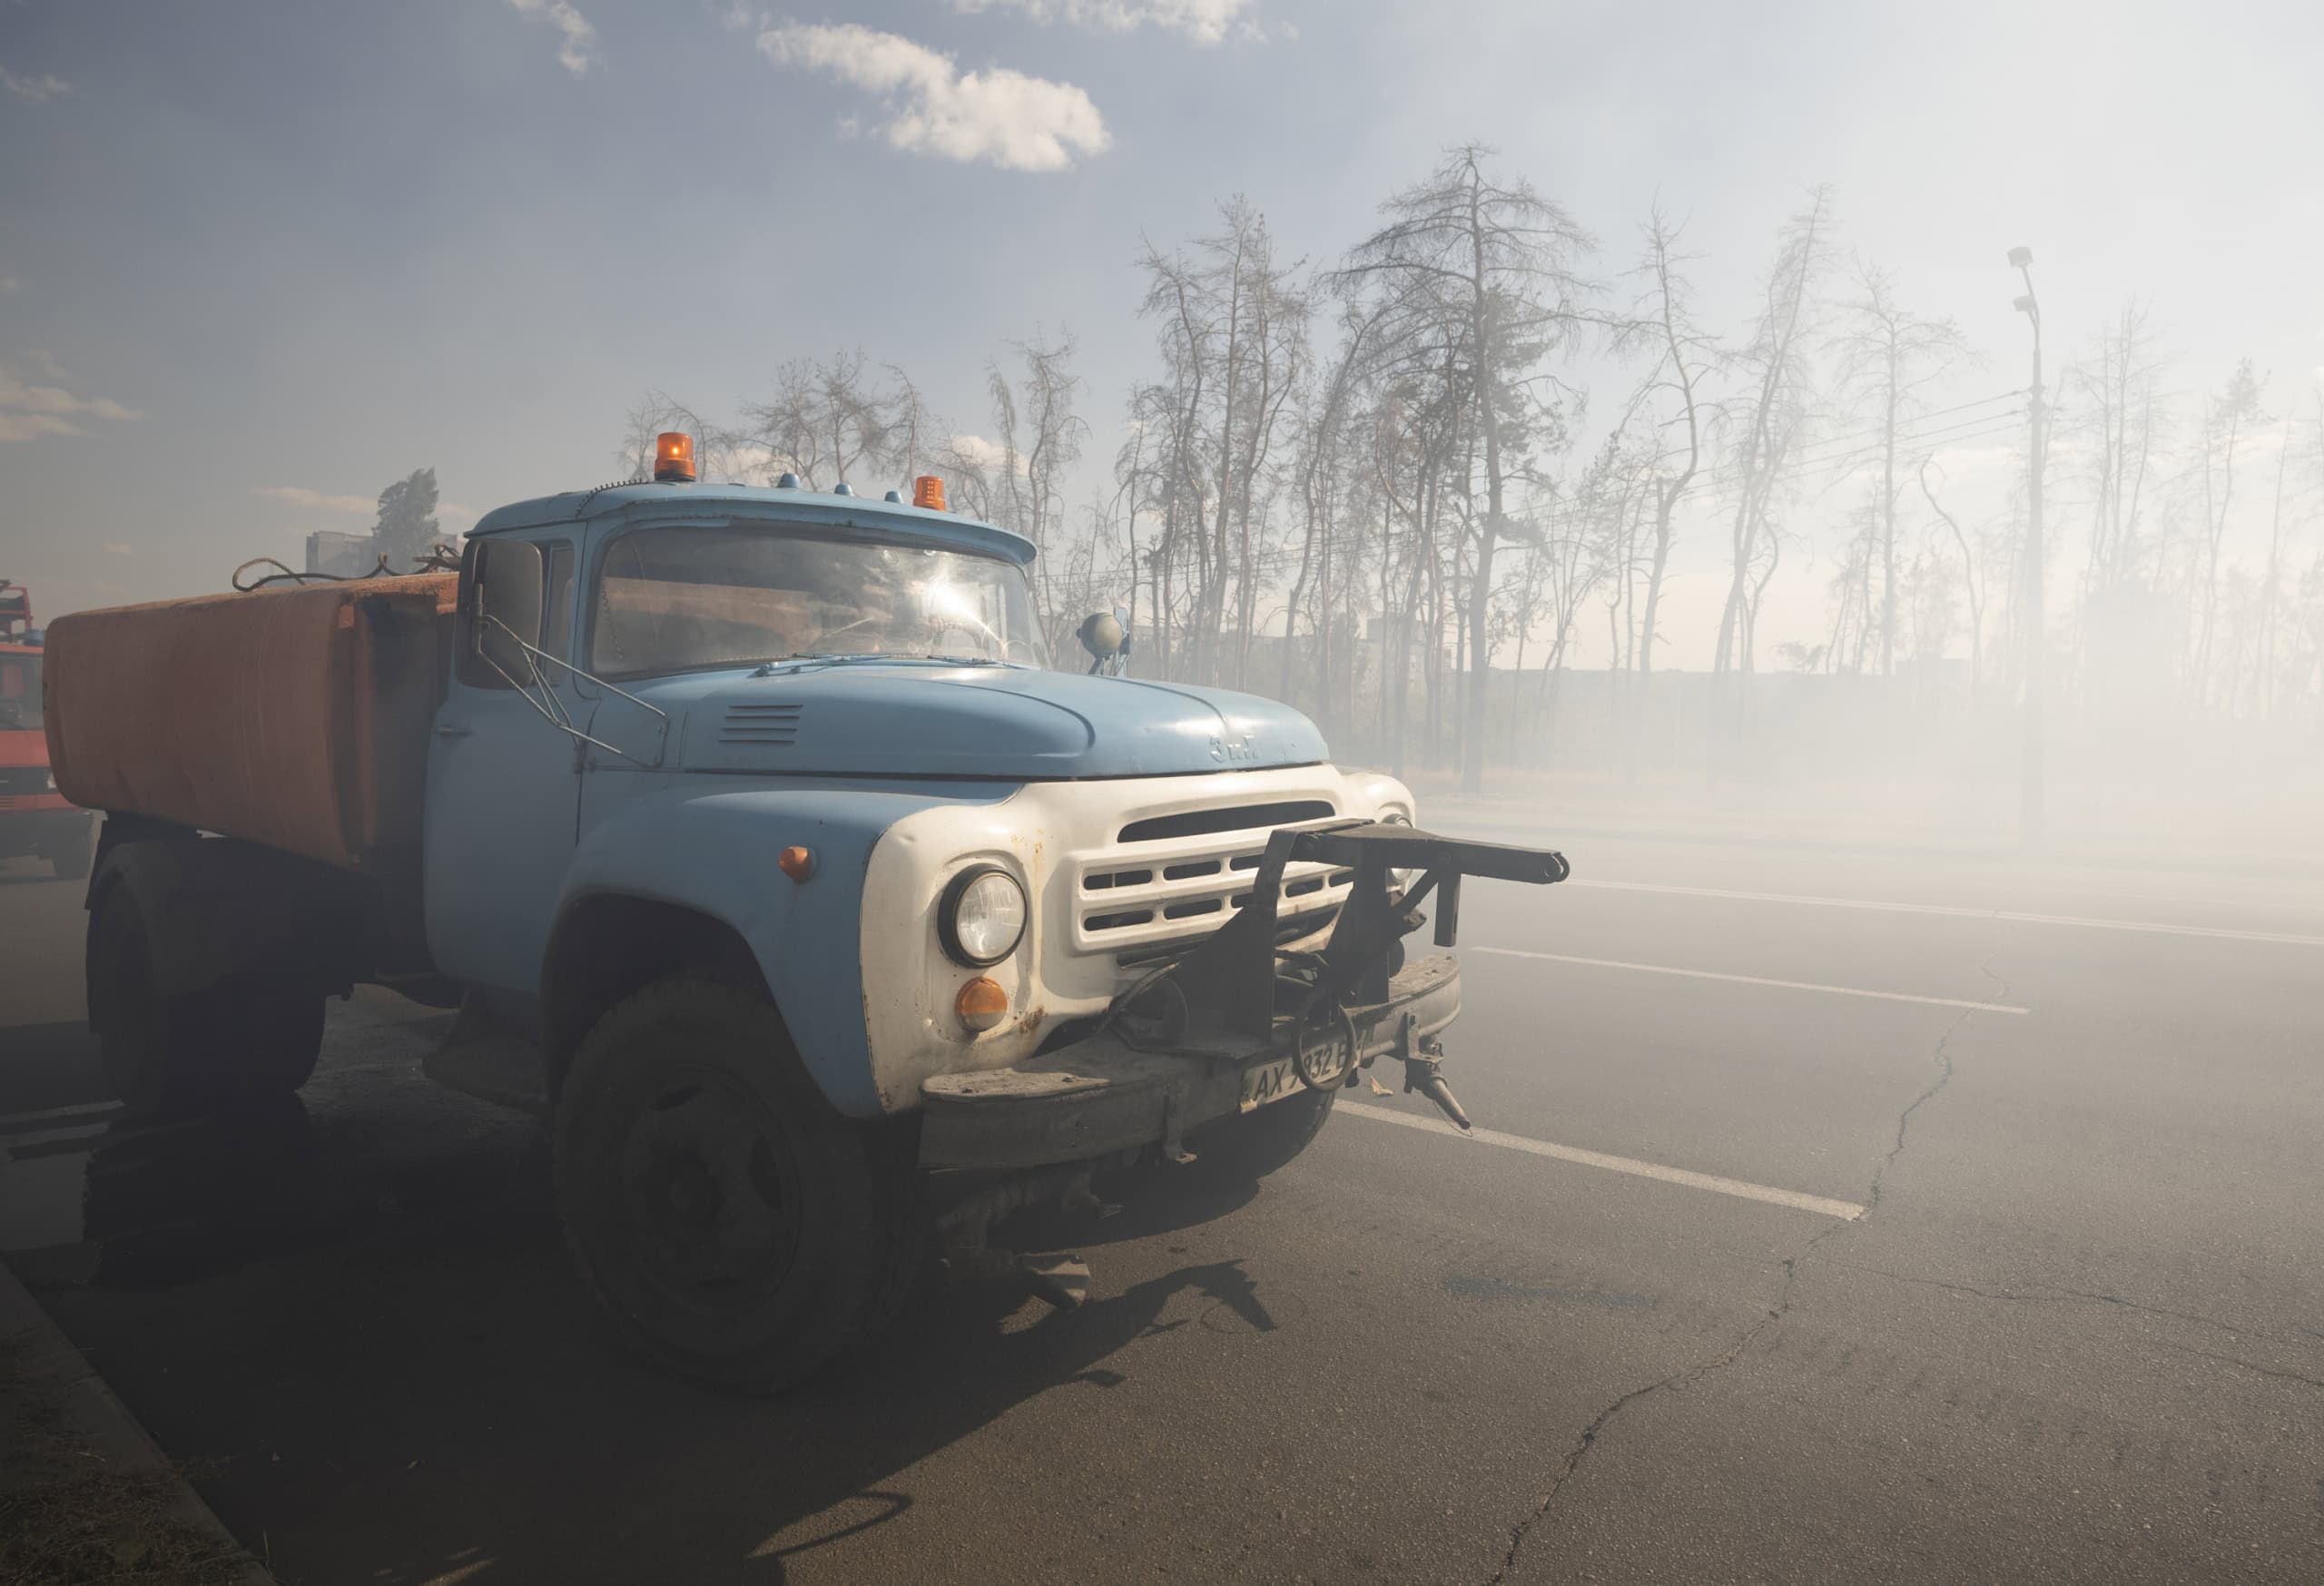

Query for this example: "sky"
[2,0,2319,665]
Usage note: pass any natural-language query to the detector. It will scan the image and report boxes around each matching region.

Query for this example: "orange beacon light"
[654,432,696,483]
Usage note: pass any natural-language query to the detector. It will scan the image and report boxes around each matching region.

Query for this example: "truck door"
[422,537,583,1000]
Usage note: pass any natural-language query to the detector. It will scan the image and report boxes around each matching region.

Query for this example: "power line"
[1775,388,2027,467]
[1792,418,2030,487]
[1630,389,2025,484]
[1689,409,2027,495]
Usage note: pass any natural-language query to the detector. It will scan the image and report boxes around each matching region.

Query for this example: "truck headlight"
[1381,810,1421,897]
[939,866,1027,967]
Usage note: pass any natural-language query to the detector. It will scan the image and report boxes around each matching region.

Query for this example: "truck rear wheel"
[553,975,927,1395]
[1186,1086,1336,1184]
[86,870,326,1117]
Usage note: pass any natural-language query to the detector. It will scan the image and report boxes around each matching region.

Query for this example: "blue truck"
[58,438,1565,1392]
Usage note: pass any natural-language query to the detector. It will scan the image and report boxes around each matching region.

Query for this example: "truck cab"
[61,443,1565,1393]
[431,468,1413,1121]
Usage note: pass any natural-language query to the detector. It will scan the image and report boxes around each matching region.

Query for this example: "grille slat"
[1071,797,1348,955]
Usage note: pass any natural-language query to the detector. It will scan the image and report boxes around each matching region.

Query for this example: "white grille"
[1069,806,1354,959]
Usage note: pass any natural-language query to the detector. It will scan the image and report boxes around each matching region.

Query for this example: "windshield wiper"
[749,652,1005,675]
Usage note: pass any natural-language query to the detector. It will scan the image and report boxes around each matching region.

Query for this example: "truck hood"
[635,664,1327,780]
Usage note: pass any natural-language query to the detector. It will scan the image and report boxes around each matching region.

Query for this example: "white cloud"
[0,66,72,103]
[951,0,1263,45]
[944,432,1018,474]
[0,413,77,442]
[757,22,1109,172]
[507,0,600,77]
[438,502,482,523]
[101,541,133,557]
[250,485,375,514]
[0,362,142,442]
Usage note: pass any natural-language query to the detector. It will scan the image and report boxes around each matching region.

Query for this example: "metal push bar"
[1169,819,1571,1042]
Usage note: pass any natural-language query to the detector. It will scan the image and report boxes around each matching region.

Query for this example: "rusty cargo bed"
[43,574,458,878]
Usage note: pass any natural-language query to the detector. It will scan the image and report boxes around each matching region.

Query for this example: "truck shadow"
[5,1021,1289,1586]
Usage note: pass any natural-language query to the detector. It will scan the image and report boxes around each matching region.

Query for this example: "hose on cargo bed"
[231,544,461,592]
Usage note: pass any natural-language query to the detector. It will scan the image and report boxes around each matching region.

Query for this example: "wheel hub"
[617,1079,799,1300]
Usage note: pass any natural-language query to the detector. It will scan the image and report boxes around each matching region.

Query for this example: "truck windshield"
[590,523,1047,679]
[0,654,40,732]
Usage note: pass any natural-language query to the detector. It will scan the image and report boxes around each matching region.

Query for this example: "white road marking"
[1569,878,2324,947]
[1466,945,2030,1014]
[1340,1100,1866,1220]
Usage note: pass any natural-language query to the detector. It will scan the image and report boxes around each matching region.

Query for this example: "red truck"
[0,582,94,879]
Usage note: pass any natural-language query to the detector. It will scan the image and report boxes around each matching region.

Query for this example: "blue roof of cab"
[468,479,1038,567]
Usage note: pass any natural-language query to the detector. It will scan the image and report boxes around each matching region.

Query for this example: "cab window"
[458,537,574,689]
[540,543,576,664]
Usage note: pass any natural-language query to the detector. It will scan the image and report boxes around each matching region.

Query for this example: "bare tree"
[2190,359,2266,705]
[1614,206,1718,685]
[983,330,1089,647]
[746,349,910,490]
[2248,414,2295,716]
[1713,188,1834,681]
[885,365,939,482]
[1918,456,1984,704]
[2068,300,2171,599]
[1281,309,1383,717]
[1128,202,1312,687]
[1830,259,1974,678]
[1332,143,1601,793]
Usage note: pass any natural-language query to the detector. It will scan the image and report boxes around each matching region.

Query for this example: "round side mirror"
[1077,611,1124,660]
[1077,610,1130,677]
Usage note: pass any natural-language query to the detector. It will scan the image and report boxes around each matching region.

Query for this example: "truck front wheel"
[85,875,325,1117]
[553,975,927,1395]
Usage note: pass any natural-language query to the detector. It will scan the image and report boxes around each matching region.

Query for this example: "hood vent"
[719,702,804,746]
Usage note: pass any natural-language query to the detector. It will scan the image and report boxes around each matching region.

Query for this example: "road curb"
[0,1256,277,1585]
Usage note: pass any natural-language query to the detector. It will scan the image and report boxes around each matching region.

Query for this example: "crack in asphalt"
[1481,932,2012,1584]
[1481,1255,1803,1586]
[1829,1264,2309,1352]
[2155,1344,2324,1393]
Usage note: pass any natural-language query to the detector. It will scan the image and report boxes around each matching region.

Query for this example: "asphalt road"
[2,823,2320,1585]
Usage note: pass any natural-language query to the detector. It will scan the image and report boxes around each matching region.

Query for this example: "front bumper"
[918,952,1462,1172]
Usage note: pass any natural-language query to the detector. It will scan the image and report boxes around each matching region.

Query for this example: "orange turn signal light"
[956,976,1008,1032]
[912,475,946,511]
[777,845,815,882]
[655,431,696,483]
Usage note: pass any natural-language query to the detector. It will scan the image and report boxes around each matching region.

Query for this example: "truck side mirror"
[1077,608,1131,676]
[1078,605,1125,655]
[473,538,544,685]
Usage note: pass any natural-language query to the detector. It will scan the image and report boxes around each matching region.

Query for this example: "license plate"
[1238,1056,1307,1112]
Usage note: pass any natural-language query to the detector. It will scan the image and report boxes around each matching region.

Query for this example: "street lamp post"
[2009,246,2044,847]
